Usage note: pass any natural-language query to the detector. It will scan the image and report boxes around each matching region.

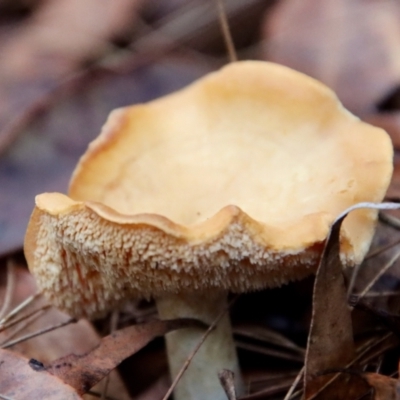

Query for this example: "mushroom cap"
[24,61,393,318]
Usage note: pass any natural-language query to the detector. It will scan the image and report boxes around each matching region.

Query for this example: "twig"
[233,325,305,355]
[0,293,40,326]
[0,308,47,346]
[235,341,304,362]
[288,388,302,400]
[161,296,237,400]
[305,332,393,400]
[379,211,400,229]
[246,371,299,386]
[356,335,397,366]
[0,305,51,333]
[1,318,76,349]
[347,262,362,300]
[239,381,295,400]
[365,237,400,259]
[0,260,16,320]
[357,249,400,300]
[215,0,238,62]
[283,366,304,400]
[362,290,400,298]
[101,311,119,400]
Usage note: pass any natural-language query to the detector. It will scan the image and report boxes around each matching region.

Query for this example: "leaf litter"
[303,203,400,400]
[0,318,204,399]
[0,264,132,400]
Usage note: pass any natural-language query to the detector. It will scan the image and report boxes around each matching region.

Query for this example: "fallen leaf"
[0,0,141,151]
[303,202,400,399]
[362,373,400,400]
[0,348,81,399]
[45,318,205,395]
[0,264,131,400]
[0,316,203,398]
[263,0,400,115]
[304,207,356,399]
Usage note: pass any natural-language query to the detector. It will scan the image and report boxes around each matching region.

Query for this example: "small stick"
[357,249,400,300]
[215,0,238,62]
[379,212,400,229]
[347,262,362,301]
[162,297,237,400]
[2,318,76,349]
[0,260,16,320]
[0,305,51,333]
[0,308,47,346]
[101,311,119,400]
[362,290,400,298]
[305,332,393,400]
[283,366,304,400]
[0,293,40,326]
[365,237,400,259]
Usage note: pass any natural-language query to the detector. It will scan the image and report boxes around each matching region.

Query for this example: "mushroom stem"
[156,291,243,400]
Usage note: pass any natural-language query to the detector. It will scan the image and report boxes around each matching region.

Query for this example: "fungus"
[24,61,393,400]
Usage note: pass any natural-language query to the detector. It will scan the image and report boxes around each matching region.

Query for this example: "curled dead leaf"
[264,0,400,114]
[362,373,400,400]
[46,318,205,395]
[304,202,400,399]
[0,317,204,398]
[0,348,81,399]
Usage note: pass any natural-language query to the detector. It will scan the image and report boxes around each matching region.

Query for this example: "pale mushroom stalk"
[157,292,242,400]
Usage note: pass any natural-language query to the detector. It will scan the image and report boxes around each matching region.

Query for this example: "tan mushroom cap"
[24,61,393,318]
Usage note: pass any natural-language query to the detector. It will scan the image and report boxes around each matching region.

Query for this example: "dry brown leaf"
[362,373,400,400]
[304,209,357,399]
[0,0,141,154]
[0,318,201,398]
[304,202,400,399]
[0,0,140,81]
[263,0,400,115]
[45,318,204,396]
[0,348,81,399]
[0,264,131,400]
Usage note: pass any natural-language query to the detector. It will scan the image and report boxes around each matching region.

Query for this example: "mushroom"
[24,61,393,400]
